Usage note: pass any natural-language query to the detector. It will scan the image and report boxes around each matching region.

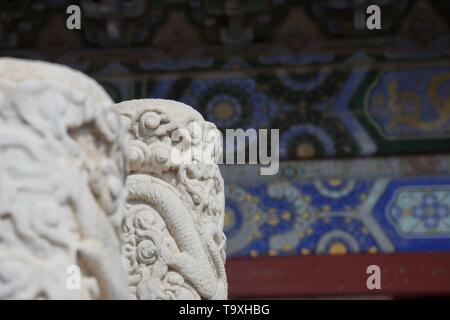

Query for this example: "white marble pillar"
[0,58,129,299]
[115,99,228,300]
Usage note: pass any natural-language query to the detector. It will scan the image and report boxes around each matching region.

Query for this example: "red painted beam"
[226,253,450,299]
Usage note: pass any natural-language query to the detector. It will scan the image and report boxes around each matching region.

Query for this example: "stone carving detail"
[0,58,129,299]
[0,59,227,300]
[115,99,228,300]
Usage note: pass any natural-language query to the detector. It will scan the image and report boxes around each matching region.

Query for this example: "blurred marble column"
[0,58,129,299]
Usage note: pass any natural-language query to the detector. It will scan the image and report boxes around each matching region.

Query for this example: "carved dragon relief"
[0,58,129,299]
[0,58,227,300]
[115,99,228,300]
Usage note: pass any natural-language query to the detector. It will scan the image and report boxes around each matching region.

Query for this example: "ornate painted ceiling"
[2,0,450,258]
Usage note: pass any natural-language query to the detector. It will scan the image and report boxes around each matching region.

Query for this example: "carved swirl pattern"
[115,99,227,300]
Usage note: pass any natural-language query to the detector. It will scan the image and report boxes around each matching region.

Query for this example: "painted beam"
[226,253,450,299]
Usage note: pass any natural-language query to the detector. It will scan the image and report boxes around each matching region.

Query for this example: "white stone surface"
[115,99,228,300]
[0,58,227,300]
[0,58,129,299]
